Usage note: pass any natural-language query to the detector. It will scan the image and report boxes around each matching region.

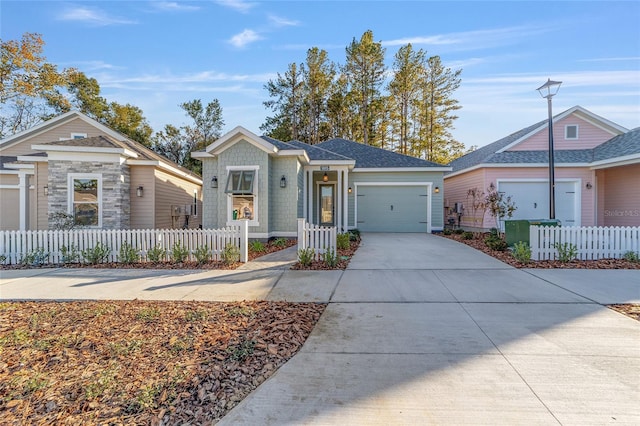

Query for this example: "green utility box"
[504,219,561,246]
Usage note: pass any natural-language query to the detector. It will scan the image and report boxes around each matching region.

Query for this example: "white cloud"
[383,25,553,52]
[152,2,200,12]
[57,6,136,26]
[228,29,263,48]
[267,14,300,27]
[215,0,256,13]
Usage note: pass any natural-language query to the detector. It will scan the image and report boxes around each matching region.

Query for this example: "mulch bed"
[0,239,298,271]
[290,239,361,270]
[0,300,326,425]
[440,233,640,269]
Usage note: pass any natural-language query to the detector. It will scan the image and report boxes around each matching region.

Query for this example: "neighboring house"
[444,105,639,230]
[192,126,450,238]
[0,111,202,231]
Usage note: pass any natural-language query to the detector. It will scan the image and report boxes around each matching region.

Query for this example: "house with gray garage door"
[192,126,451,238]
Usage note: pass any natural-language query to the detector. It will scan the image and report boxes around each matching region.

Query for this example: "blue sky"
[2,1,639,148]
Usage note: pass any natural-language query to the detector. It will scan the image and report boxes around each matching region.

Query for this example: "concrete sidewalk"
[1,234,639,424]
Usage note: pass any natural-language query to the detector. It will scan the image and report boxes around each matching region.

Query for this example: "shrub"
[249,240,266,253]
[442,228,452,235]
[348,229,361,241]
[221,244,240,265]
[484,234,507,251]
[21,247,49,266]
[554,242,578,262]
[454,228,465,235]
[297,247,315,266]
[170,242,189,263]
[623,251,639,263]
[272,237,287,248]
[337,233,350,250]
[193,245,211,264]
[60,244,80,264]
[118,242,139,264]
[0,254,6,264]
[512,241,532,264]
[82,243,110,265]
[462,231,474,240]
[323,247,338,267]
[146,245,166,262]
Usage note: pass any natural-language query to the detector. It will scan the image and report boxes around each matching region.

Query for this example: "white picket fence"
[0,221,249,265]
[530,225,640,261]
[297,218,337,260]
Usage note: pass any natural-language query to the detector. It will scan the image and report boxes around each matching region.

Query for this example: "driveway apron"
[220,233,640,425]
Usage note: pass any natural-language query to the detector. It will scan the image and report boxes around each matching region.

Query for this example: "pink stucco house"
[444,106,639,230]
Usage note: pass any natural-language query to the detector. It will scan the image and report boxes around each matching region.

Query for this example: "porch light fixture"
[280,175,287,188]
[586,182,593,189]
[211,176,218,188]
[322,172,329,182]
[136,186,144,197]
[434,186,440,194]
[537,78,562,219]
[348,187,352,194]
[44,185,49,196]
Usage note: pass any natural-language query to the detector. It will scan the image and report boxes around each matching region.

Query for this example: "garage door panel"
[498,181,577,226]
[357,186,428,232]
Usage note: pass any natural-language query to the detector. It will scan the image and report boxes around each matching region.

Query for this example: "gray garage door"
[356,185,429,232]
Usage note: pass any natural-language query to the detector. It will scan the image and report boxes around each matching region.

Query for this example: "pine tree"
[343,30,386,146]
[303,47,335,144]
[261,62,304,141]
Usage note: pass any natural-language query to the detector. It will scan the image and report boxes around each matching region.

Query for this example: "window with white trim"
[225,168,258,224]
[68,174,102,227]
[565,125,578,140]
[59,133,87,141]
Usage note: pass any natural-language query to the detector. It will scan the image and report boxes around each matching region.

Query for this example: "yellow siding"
[129,166,156,229]
[154,169,202,229]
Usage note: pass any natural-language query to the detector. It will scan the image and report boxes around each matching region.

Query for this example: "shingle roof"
[39,135,201,179]
[592,127,640,161]
[0,155,18,171]
[283,139,353,161]
[448,119,546,172]
[448,116,638,174]
[316,138,446,168]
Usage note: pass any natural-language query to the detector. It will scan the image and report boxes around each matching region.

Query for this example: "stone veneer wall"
[47,159,130,229]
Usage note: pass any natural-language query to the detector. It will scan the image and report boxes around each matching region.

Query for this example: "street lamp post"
[537,78,562,219]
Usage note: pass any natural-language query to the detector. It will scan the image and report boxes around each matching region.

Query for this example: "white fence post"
[239,220,248,263]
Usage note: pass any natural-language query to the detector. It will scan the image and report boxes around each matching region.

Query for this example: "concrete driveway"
[1,233,639,424]
[219,233,640,425]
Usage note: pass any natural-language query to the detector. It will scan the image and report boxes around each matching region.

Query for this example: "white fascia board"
[4,163,35,170]
[308,160,356,167]
[17,155,48,162]
[31,144,138,158]
[205,126,276,154]
[353,167,451,172]
[190,151,214,159]
[127,160,203,185]
[0,170,19,175]
[443,165,483,179]
[589,154,640,169]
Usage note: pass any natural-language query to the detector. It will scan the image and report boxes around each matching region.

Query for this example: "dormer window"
[565,125,578,140]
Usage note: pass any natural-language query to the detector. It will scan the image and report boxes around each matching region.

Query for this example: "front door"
[319,184,335,226]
